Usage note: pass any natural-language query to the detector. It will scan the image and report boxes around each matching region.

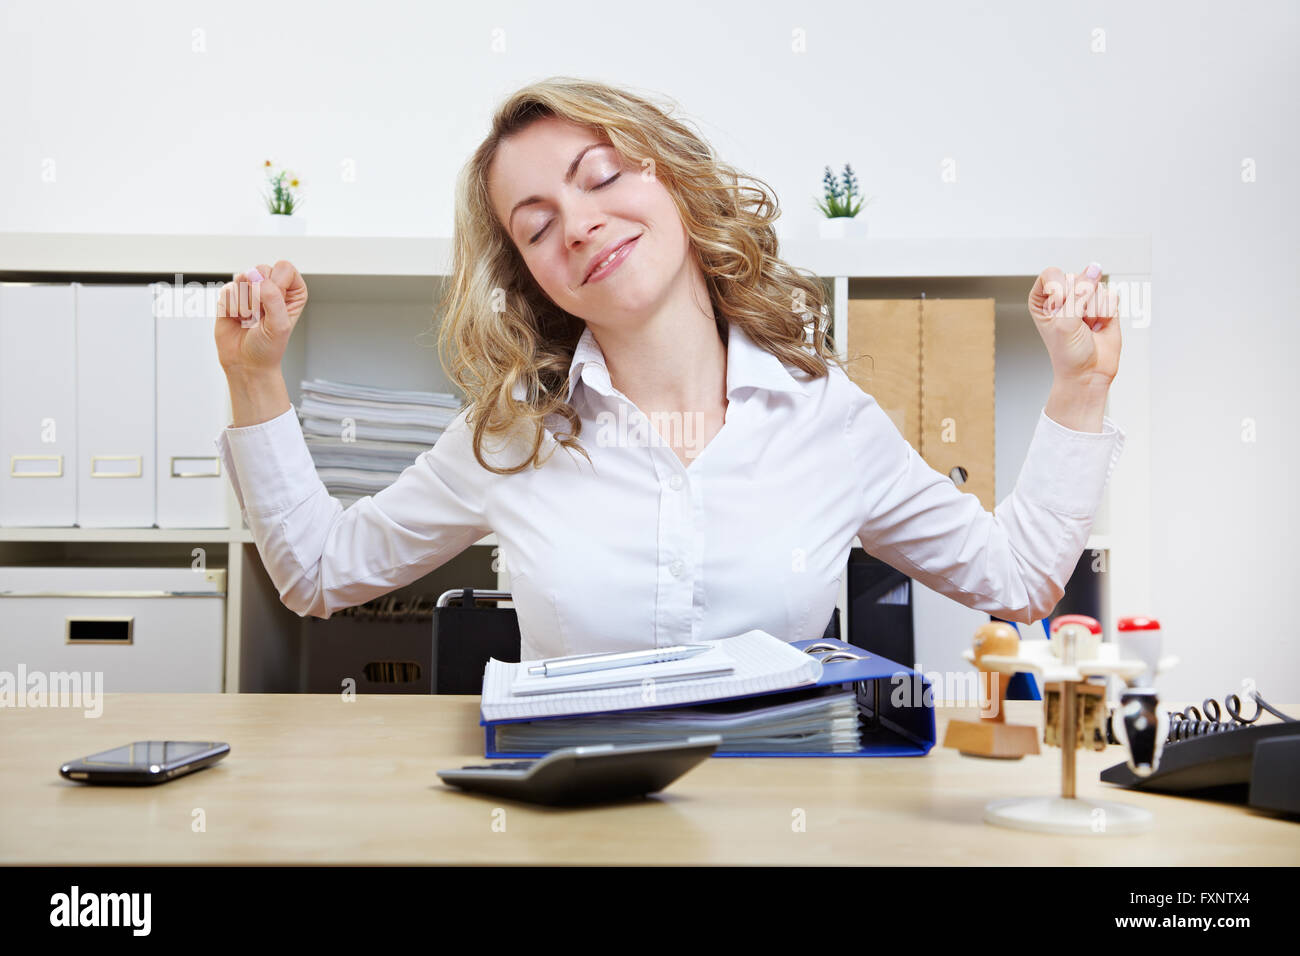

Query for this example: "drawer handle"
[170,455,221,478]
[66,616,134,644]
[90,455,142,478]
[0,590,220,598]
[10,454,63,478]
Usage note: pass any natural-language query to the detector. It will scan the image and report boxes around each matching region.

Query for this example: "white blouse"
[214,321,1125,660]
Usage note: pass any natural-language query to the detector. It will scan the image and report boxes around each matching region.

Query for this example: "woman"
[214,77,1124,662]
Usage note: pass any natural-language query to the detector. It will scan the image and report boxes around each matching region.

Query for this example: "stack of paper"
[298,378,463,506]
[493,688,864,754]
[482,630,864,754]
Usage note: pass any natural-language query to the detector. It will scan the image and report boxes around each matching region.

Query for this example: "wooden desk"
[1,695,1296,865]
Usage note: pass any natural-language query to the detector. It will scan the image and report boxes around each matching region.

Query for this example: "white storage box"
[0,566,226,692]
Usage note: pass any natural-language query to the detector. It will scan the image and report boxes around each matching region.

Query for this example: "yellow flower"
[290,179,300,188]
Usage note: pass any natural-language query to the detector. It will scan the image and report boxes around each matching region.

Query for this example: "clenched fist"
[1028,262,1121,389]
[215,260,308,375]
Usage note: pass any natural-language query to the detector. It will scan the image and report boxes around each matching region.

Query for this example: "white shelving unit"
[0,232,1152,692]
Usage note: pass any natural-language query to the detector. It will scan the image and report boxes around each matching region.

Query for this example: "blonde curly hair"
[435,75,844,475]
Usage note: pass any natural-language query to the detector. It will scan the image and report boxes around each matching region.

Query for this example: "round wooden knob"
[973,621,1018,663]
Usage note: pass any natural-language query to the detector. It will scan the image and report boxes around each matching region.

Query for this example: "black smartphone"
[59,741,230,785]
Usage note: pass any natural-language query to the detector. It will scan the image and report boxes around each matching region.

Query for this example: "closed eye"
[527,173,621,245]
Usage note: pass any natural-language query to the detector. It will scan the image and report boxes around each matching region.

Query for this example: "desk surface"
[2,694,1296,865]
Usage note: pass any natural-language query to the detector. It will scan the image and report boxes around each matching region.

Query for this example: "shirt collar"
[554,321,810,404]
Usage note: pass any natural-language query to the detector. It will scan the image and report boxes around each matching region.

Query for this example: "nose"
[563,193,609,250]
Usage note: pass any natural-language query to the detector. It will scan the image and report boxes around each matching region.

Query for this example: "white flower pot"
[268,215,307,236]
[818,216,867,240]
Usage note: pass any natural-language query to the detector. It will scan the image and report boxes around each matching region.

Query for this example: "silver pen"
[526,643,712,677]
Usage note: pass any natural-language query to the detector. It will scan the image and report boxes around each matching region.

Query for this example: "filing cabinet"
[0,566,226,692]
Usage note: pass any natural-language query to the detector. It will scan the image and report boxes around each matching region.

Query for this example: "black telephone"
[1100,690,1300,815]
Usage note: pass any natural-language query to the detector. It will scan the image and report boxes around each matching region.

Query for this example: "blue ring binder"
[480,636,937,758]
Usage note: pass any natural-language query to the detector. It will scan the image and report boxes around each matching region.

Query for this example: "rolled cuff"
[1011,408,1126,518]
[212,404,322,517]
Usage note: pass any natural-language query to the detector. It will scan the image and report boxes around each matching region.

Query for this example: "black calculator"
[437,736,721,805]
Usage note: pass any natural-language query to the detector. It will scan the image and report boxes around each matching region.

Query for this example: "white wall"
[2,0,1297,703]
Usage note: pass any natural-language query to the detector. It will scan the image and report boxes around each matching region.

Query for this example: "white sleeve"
[213,404,491,618]
[847,386,1125,624]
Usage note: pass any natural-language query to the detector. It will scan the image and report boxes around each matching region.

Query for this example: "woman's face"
[488,116,691,328]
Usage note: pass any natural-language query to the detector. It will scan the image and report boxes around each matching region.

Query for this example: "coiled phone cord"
[1166,691,1296,742]
[1105,690,1296,745]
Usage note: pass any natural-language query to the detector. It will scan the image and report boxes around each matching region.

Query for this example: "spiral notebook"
[506,642,738,697]
[481,630,821,722]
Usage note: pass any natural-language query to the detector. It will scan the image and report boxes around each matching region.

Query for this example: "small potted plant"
[815,163,872,239]
[262,160,306,234]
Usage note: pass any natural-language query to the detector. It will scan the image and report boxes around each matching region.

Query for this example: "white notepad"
[508,643,736,696]
[481,629,823,722]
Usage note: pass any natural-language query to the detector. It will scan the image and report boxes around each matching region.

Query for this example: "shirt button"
[668,474,683,491]
[669,559,684,578]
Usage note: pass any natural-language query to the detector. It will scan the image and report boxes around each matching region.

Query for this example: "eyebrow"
[507,142,609,233]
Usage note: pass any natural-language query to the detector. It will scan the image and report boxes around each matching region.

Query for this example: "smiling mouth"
[583,234,641,285]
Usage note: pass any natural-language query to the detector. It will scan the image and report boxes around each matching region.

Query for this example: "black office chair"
[432,589,521,694]
[431,588,842,695]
